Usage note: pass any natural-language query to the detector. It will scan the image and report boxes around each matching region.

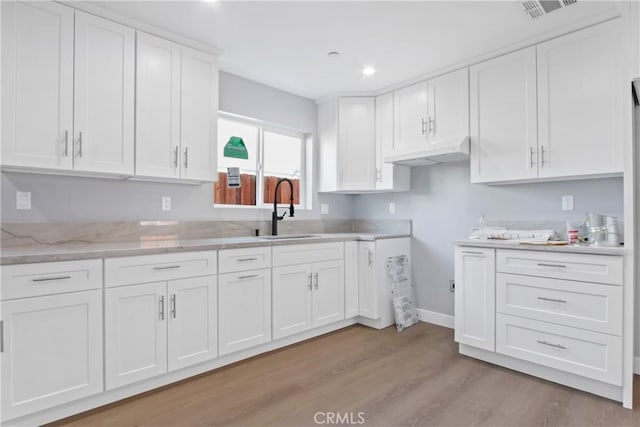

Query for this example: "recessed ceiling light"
[362,66,376,76]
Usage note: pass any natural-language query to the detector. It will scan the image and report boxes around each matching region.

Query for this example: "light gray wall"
[1,72,353,223]
[352,162,624,317]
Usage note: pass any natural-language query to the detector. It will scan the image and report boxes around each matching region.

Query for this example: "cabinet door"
[454,247,496,351]
[1,1,74,170]
[358,242,378,319]
[167,276,217,371]
[393,82,428,154]
[537,21,624,178]
[135,32,181,179]
[272,264,313,339]
[312,260,345,328]
[1,291,103,421]
[344,241,359,319]
[375,93,410,191]
[338,97,375,191]
[73,12,135,175]
[470,47,538,183]
[105,282,167,390]
[428,68,469,144]
[218,269,271,355]
[180,47,218,181]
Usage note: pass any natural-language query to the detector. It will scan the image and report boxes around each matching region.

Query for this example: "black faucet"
[272,178,295,236]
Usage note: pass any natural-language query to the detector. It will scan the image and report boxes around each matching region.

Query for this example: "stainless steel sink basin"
[258,234,320,240]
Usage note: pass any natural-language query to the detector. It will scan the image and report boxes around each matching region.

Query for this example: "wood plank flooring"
[51,323,640,427]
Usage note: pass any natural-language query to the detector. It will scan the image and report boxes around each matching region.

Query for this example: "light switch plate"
[16,191,31,210]
[320,203,329,215]
[562,195,574,211]
[162,196,172,211]
[389,202,396,214]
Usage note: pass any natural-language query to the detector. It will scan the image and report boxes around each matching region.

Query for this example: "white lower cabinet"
[1,290,103,421]
[357,241,378,320]
[218,268,271,356]
[312,260,345,328]
[344,241,359,319]
[105,276,217,390]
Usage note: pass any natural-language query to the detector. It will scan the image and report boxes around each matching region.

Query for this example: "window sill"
[213,204,310,211]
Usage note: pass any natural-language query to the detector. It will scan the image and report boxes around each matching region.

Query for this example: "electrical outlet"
[389,202,396,214]
[320,203,329,215]
[449,280,455,292]
[162,196,171,211]
[16,191,31,210]
[562,195,574,211]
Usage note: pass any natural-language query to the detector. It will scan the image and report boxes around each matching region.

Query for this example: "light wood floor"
[52,323,640,427]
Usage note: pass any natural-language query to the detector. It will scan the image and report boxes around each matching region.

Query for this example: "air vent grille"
[523,0,578,19]
[523,0,545,19]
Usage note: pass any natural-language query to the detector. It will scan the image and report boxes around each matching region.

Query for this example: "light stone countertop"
[0,233,411,265]
[454,239,625,256]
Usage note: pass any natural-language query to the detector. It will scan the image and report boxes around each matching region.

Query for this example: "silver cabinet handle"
[537,296,567,304]
[32,275,71,282]
[173,146,179,168]
[238,257,258,262]
[368,249,373,266]
[153,265,181,270]
[0,321,4,353]
[530,147,535,168]
[461,251,484,255]
[183,147,188,168]
[340,168,344,184]
[64,130,69,157]
[421,118,427,135]
[314,272,319,290]
[308,273,313,291]
[428,116,435,134]
[375,168,381,182]
[159,295,165,321]
[76,132,83,157]
[537,263,566,268]
[537,340,566,350]
[540,145,546,167]
[171,294,176,319]
[238,274,258,280]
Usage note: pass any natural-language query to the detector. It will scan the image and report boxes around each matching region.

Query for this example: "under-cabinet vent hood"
[384,137,470,166]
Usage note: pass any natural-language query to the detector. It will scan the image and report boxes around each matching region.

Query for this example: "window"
[214,113,306,208]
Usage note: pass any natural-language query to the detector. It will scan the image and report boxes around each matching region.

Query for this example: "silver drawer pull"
[237,257,258,262]
[461,251,484,255]
[31,275,72,282]
[537,296,567,304]
[153,265,181,270]
[537,340,566,350]
[238,274,258,280]
[537,263,567,268]
[159,295,165,321]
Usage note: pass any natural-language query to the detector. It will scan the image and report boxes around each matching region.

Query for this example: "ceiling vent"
[523,0,578,19]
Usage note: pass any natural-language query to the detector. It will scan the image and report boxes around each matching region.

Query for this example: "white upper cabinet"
[135,32,182,179]
[136,32,218,182]
[470,47,538,183]
[338,97,376,191]
[1,1,74,170]
[375,93,410,191]
[180,47,218,182]
[537,20,624,179]
[427,68,469,144]
[393,82,429,153]
[74,11,135,176]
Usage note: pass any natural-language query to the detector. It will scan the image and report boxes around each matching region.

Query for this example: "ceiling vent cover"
[523,0,578,19]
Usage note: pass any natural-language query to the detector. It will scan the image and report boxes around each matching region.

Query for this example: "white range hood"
[384,137,470,166]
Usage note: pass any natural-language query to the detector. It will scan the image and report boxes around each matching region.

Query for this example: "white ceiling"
[93,1,619,100]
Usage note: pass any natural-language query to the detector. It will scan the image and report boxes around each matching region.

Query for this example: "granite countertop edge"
[0,233,412,265]
[454,239,625,256]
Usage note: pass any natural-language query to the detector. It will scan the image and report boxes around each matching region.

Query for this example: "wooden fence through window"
[214,173,300,206]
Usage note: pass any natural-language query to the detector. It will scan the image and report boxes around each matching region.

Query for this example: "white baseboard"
[635,356,640,375]
[417,308,454,329]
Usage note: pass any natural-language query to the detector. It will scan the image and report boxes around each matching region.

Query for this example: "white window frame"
[215,111,309,210]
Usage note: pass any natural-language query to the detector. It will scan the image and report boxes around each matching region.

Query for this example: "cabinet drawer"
[497,249,622,285]
[218,247,271,273]
[497,273,622,335]
[1,260,102,300]
[105,251,217,287]
[496,314,622,386]
[272,242,344,267]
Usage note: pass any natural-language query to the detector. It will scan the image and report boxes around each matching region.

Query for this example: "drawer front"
[497,249,623,285]
[1,260,102,300]
[105,251,217,287]
[272,242,344,267]
[219,247,271,273]
[497,273,622,335]
[496,314,622,385]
